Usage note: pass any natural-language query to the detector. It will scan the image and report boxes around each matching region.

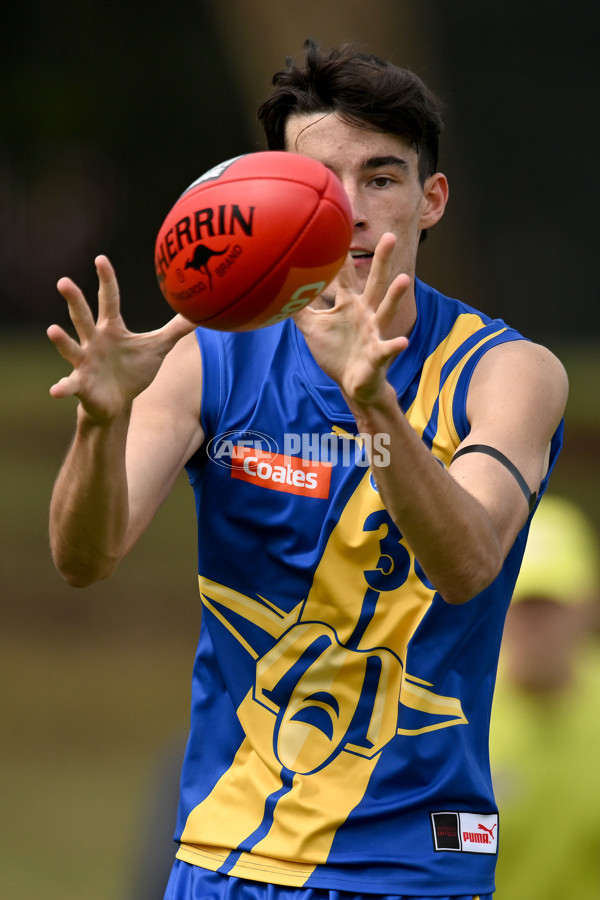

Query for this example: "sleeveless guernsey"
[176,278,563,896]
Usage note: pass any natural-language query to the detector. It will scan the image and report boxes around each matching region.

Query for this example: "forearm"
[50,406,132,587]
[348,384,503,604]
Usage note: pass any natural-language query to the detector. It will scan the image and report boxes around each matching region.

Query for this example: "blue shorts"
[163,860,492,900]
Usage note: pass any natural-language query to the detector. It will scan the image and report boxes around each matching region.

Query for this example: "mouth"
[349,249,374,266]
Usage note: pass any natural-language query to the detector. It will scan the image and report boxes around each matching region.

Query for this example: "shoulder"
[158,329,203,382]
[134,330,203,429]
[472,339,568,394]
[467,340,568,436]
[415,280,568,403]
[415,280,523,356]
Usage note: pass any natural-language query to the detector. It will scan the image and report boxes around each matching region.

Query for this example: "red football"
[154,151,352,330]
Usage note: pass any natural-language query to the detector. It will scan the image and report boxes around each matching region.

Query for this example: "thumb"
[157,313,197,351]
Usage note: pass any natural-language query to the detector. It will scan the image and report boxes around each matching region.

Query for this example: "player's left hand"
[293,233,410,406]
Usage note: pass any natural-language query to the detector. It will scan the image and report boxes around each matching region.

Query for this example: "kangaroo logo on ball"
[185,244,230,290]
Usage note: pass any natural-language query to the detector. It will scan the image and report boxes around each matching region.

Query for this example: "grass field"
[1,334,199,900]
[1,332,599,900]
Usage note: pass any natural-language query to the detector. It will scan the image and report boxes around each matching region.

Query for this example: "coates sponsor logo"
[431,811,498,855]
[206,431,331,498]
[232,447,331,499]
[207,430,279,469]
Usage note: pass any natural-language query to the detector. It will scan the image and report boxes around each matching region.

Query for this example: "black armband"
[451,443,537,513]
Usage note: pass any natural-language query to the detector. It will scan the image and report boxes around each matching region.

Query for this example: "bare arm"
[294,235,568,604]
[348,343,566,603]
[48,256,202,587]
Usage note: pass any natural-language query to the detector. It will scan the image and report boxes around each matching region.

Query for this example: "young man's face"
[284,112,446,304]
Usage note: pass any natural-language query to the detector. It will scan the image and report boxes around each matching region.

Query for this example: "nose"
[341,180,367,230]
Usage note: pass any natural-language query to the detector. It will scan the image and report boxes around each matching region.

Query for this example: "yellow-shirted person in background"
[491,494,600,899]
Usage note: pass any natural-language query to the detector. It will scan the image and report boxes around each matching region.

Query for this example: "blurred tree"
[1,0,253,329]
[429,0,600,342]
[3,0,599,342]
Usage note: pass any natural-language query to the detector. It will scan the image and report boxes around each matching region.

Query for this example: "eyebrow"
[361,155,410,172]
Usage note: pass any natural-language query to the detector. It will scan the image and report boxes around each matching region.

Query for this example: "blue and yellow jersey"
[178,279,563,896]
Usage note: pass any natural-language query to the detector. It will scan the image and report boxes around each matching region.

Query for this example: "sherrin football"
[154,151,352,330]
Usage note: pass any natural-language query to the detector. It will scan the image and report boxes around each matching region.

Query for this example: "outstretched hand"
[292,233,411,407]
[47,255,195,423]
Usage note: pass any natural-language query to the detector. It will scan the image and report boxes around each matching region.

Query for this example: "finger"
[49,371,82,400]
[332,252,360,297]
[154,313,197,352]
[363,233,397,310]
[310,254,358,311]
[46,323,85,365]
[291,302,321,336]
[378,334,410,366]
[95,255,122,322]
[376,273,411,335]
[56,276,97,343]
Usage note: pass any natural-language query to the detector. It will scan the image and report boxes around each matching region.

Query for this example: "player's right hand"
[47,255,195,424]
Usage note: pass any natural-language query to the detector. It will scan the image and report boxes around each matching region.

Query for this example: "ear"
[420,172,449,230]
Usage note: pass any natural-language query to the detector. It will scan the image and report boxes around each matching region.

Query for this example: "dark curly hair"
[257,38,443,186]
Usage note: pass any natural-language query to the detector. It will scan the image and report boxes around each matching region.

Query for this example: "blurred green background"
[2,2,599,898]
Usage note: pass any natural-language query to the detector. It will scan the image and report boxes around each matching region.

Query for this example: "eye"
[369,175,394,188]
